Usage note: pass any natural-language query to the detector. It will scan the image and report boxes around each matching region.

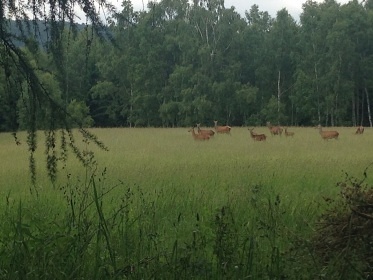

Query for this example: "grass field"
[1,126,371,197]
[0,126,372,279]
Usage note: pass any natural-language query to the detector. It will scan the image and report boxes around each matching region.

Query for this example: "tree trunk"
[291,99,294,126]
[314,61,321,124]
[365,87,372,127]
[226,107,231,125]
[360,90,364,126]
[352,94,356,127]
[333,54,342,126]
[277,70,281,123]
[129,85,133,128]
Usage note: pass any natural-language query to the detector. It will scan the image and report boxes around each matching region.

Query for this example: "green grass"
[2,126,371,195]
[0,126,372,279]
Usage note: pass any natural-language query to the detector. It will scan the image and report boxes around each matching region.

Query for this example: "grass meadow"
[0,126,372,279]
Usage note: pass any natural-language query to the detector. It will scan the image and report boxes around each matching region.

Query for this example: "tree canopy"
[2,0,373,132]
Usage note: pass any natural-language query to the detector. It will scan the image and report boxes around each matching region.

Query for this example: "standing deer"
[266,122,283,136]
[248,128,266,141]
[196,123,215,137]
[318,125,339,140]
[188,127,210,141]
[355,126,364,134]
[214,120,231,135]
[284,128,294,137]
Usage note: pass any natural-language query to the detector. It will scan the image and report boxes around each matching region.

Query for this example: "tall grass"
[0,127,372,279]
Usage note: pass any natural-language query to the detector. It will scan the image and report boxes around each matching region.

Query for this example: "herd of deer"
[248,122,294,141]
[188,121,231,141]
[188,121,365,141]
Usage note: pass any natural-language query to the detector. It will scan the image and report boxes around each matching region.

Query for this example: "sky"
[109,0,352,21]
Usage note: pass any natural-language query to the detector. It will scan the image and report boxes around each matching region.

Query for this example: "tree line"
[1,0,373,131]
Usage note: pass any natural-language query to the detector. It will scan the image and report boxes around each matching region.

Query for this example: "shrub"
[311,167,373,279]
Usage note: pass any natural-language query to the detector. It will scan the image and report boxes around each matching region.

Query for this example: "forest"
[1,0,373,130]
[2,1,373,278]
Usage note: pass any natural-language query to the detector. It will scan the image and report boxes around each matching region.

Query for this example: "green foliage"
[67,99,94,128]
[260,95,287,124]
[2,0,373,129]
[17,72,62,130]
[159,101,182,127]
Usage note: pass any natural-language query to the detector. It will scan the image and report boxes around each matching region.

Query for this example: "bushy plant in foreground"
[310,166,373,279]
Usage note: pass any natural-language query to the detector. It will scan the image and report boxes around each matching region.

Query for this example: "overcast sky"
[224,0,351,20]
[109,0,352,22]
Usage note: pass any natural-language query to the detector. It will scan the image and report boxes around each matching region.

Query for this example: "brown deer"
[248,128,266,141]
[355,126,364,134]
[318,125,339,140]
[196,123,215,137]
[284,127,294,137]
[266,122,283,136]
[214,120,231,135]
[188,127,210,141]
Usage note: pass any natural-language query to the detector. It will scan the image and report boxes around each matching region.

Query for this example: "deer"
[284,127,294,137]
[188,127,210,141]
[266,122,283,136]
[196,123,215,137]
[213,120,231,135]
[248,128,266,141]
[355,126,364,134]
[318,125,339,140]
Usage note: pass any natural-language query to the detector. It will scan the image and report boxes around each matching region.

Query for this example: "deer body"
[284,128,294,137]
[267,122,283,136]
[196,123,215,137]
[248,128,266,141]
[214,120,231,134]
[189,128,210,141]
[318,125,339,140]
[355,126,364,134]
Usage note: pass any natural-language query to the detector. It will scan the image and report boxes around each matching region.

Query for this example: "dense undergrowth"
[1,166,371,279]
